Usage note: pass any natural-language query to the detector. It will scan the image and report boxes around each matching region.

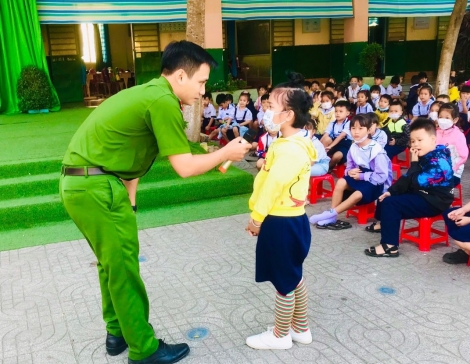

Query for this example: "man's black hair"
[409,118,436,135]
[161,40,218,77]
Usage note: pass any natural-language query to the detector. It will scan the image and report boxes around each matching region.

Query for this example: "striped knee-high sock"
[273,290,295,338]
[292,277,309,333]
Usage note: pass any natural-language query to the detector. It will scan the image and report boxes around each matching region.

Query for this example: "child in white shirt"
[201,92,217,132]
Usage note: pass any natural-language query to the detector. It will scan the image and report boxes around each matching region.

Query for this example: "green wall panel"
[49,56,83,103]
[329,44,345,83]
[206,48,227,85]
[405,40,437,73]
[135,52,161,85]
[385,41,406,76]
[343,42,367,79]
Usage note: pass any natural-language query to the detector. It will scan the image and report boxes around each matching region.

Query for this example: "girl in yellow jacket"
[245,72,317,350]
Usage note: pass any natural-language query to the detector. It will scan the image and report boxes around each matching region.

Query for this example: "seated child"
[436,103,468,186]
[306,120,330,177]
[374,94,391,126]
[324,82,336,93]
[386,75,405,101]
[448,77,460,103]
[411,85,433,122]
[367,113,388,148]
[374,73,387,95]
[346,76,360,104]
[303,81,312,94]
[309,114,392,230]
[311,80,321,94]
[407,75,421,119]
[255,127,279,170]
[355,90,374,114]
[201,92,217,132]
[370,85,381,108]
[222,93,253,141]
[442,201,470,264]
[252,94,270,150]
[320,100,352,171]
[208,93,234,140]
[310,91,335,137]
[364,119,454,257]
[382,101,410,159]
[254,85,268,111]
[457,85,470,127]
[334,85,347,102]
[358,76,370,91]
[436,94,450,103]
[428,101,443,123]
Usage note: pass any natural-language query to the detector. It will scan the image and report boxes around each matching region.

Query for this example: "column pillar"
[343,0,369,78]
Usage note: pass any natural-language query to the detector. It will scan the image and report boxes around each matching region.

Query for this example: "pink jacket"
[436,126,468,179]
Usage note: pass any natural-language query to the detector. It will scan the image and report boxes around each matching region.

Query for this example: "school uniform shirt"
[412,99,434,117]
[218,105,235,121]
[371,128,388,149]
[325,119,351,140]
[203,104,216,119]
[257,109,265,123]
[457,99,470,113]
[346,86,360,103]
[356,103,374,114]
[378,85,387,95]
[386,85,402,97]
[233,107,253,124]
[311,136,330,164]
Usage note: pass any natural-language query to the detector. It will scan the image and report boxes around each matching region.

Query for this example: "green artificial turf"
[0,193,251,251]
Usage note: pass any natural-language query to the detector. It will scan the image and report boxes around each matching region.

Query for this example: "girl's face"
[419,90,431,102]
[357,93,367,105]
[258,88,266,96]
[267,94,294,129]
[430,105,440,114]
[350,121,370,141]
[238,96,248,107]
[378,98,389,109]
[369,123,378,135]
[439,109,458,124]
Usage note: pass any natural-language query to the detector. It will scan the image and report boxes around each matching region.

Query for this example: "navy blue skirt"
[328,139,352,164]
[443,208,470,242]
[343,176,383,205]
[256,214,311,295]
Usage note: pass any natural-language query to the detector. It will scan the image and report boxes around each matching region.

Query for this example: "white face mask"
[429,111,438,121]
[437,118,454,130]
[263,109,288,132]
[321,102,332,110]
[388,113,401,120]
[354,135,369,144]
[371,93,380,100]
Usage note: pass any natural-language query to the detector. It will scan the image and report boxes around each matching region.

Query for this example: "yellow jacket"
[449,86,460,103]
[309,103,335,134]
[374,109,389,127]
[249,134,317,222]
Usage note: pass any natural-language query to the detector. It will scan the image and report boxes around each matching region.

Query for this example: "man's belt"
[62,166,108,176]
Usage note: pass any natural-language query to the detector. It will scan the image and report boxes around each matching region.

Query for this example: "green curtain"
[0,0,60,114]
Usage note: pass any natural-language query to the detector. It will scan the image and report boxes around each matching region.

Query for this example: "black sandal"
[365,222,381,233]
[326,221,352,230]
[364,244,399,257]
[316,222,336,229]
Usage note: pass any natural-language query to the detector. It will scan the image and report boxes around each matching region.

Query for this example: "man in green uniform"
[59,41,251,364]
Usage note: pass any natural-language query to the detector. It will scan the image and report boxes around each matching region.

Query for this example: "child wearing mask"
[355,90,375,114]
[382,101,410,159]
[370,85,381,108]
[309,114,392,230]
[367,113,388,148]
[310,91,335,137]
[375,94,392,126]
[411,85,434,122]
[364,119,453,257]
[436,103,468,186]
[346,76,360,105]
[428,101,443,124]
[246,72,316,350]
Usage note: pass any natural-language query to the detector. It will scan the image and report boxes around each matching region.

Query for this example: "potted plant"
[17,65,53,113]
[359,43,385,77]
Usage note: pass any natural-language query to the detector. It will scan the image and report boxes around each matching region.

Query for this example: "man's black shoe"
[443,249,469,264]
[128,339,190,364]
[106,333,128,356]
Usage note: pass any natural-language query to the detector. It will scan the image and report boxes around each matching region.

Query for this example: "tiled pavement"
[1,158,470,364]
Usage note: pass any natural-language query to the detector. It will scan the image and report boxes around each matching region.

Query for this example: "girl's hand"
[410,148,419,162]
[325,146,331,151]
[389,138,396,146]
[378,192,391,202]
[245,219,261,237]
[448,208,466,221]
[348,168,361,177]
[456,216,470,227]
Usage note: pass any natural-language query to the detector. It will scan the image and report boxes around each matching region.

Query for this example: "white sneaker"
[246,327,293,350]
[289,328,312,344]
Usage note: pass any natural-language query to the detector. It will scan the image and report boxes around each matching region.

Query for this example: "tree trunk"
[436,0,467,95]
[184,0,205,142]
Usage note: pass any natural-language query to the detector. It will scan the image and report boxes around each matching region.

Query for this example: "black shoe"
[128,339,190,364]
[106,333,128,356]
[443,249,469,264]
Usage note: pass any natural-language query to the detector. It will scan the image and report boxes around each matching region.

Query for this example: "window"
[80,23,96,63]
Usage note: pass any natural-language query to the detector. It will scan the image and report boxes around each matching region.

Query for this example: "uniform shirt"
[203,103,216,119]
[233,107,252,123]
[457,99,470,113]
[347,86,360,103]
[356,103,374,114]
[257,109,265,122]
[62,77,190,180]
[218,104,235,121]
[311,136,330,163]
[378,85,387,95]
[371,128,388,149]
[386,85,402,97]
[412,99,434,117]
[325,119,351,140]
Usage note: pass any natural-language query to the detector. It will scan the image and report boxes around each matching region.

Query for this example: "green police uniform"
[60,77,190,361]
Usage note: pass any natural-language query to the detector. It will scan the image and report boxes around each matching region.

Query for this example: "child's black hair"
[272,71,314,128]
[370,85,381,93]
[436,94,450,102]
[335,85,346,97]
[366,112,380,125]
[313,90,321,98]
[460,85,470,93]
[238,92,250,101]
[335,100,351,111]
[203,92,212,100]
[411,74,420,85]
[350,75,359,81]
[305,118,318,131]
[358,90,376,110]
[357,76,364,82]
[409,118,436,135]
[418,72,428,80]
[321,90,335,101]
[431,100,444,110]
[350,113,372,129]
[380,94,392,104]
[257,85,267,91]
[390,75,400,85]
[312,80,320,86]
[449,76,456,86]
[260,94,269,101]
[215,93,226,105]
[419,85,433,95]
[161,40,218,77]
[325,82,336,89]
[439,102,459,119]
[304,81,312,88]
[390,100,404,110]
[374,73,385,80]
[225,94,234,102]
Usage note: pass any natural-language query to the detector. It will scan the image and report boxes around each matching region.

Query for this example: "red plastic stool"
[346,202,376,224]
[452,184,463,207]
[309,174,335,204]
[392,163,401,183]
[332,164,346,178]
[392,148,411,169]
[219,138,228,146]
[399,215,449,252]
